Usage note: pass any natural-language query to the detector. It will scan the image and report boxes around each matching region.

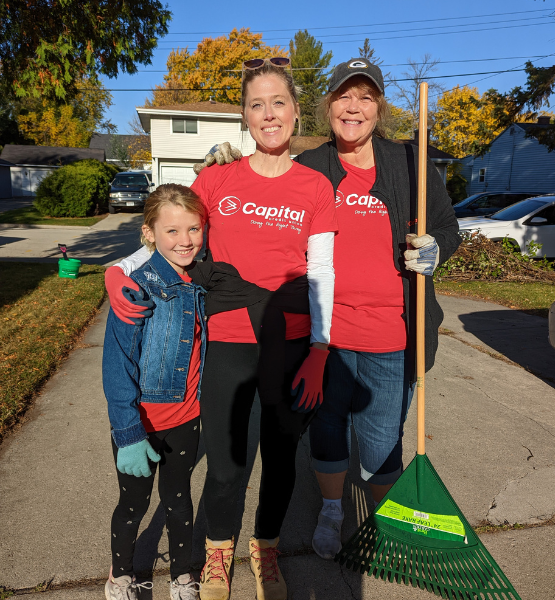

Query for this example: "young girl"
[102,183,206,600]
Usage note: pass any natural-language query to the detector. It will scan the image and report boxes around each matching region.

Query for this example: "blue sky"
[102,0,555,131]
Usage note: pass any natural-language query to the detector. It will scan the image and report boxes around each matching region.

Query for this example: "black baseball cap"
[328,58,385,94]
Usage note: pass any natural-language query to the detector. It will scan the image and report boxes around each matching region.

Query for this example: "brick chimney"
[537,115,551,125]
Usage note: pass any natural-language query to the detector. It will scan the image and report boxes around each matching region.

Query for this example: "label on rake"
[375,500,466,542]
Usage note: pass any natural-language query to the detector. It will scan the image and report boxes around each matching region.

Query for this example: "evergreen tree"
[289,30,332,136]
[358,39,383,66]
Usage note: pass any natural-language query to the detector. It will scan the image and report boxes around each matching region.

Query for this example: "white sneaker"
[170,573,201,600]
[105,567,153,600]
[311,503,344,560]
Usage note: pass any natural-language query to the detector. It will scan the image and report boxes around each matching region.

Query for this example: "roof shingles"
[138,101,242,115]
[0,145,105,166]
[89,133,149,160]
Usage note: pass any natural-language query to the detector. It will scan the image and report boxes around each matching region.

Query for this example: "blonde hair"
[317,76,389,139]
[140,183,206,251]
[241,62,303,136]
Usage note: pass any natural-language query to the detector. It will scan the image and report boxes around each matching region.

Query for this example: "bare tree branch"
[390,54,443,133]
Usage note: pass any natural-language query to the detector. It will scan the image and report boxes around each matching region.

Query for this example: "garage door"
[11,168,54,196]
[29,169,50,193]
[160,166,197,187]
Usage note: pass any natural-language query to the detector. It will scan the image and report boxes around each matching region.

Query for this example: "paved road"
[0,213,144,266]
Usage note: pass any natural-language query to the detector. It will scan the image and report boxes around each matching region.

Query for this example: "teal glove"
[117,439,161,477]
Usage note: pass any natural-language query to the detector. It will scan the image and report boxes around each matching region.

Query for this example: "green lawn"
[0,206,108,227]
[0,262,106,440]
[435,280,555,318]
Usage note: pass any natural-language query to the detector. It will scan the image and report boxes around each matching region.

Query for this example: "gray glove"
[193,142,242,175]
[404,234,440,276]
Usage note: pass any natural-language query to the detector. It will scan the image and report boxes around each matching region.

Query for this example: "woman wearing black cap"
[287,57,460,559]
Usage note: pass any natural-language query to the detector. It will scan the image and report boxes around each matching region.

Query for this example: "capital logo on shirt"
[218,196,242,216]
[335,190,345,208]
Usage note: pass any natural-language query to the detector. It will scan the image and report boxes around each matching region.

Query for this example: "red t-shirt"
[192,157,338,344]
[139,272,201,432]
[331,159,406,352]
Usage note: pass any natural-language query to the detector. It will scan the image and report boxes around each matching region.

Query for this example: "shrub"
[34,160,119,217]
[435,233,555,283]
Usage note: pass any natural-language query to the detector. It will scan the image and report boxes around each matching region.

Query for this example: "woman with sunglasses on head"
[198,58,460,561]
[104,57,338,600]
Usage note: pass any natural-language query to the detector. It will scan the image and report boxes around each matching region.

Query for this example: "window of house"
[479,168,486,183]
[172,119,198,134]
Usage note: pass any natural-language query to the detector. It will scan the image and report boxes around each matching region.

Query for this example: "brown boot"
[249,537,287,600]
[199,538,234,600]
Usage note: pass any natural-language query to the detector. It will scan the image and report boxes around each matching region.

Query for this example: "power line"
[384,55,551,67]
[165,8,553,35]
[161,15,550,43]
[156,20,554,46]
[427,52,555,101]
[92,67,533,92]
[323,20,554,45]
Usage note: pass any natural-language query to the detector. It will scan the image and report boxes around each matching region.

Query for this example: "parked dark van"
[108,171,153,213]
[453,192,544,218]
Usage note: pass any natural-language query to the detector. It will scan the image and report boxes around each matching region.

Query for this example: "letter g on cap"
[349,60,368,69]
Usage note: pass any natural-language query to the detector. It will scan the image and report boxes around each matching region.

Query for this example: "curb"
[0,223,94,230]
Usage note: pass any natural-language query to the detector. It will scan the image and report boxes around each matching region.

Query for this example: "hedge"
[34,159,119,217]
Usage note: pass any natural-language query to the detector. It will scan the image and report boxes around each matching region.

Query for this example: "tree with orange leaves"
[147,28,286,106]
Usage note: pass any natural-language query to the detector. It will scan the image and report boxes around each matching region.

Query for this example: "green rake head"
[335,455,522,599]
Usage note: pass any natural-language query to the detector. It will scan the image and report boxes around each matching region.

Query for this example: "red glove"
[291,347,329,413]
[105,266,153,325]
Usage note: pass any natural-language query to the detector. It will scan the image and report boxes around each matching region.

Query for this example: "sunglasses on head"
[242,57,291,70]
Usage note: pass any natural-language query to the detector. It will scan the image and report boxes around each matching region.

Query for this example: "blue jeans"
[309,349,414,485]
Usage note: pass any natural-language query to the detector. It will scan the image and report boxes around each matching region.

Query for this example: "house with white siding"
[463,116,555,196]
[136,101,256,188]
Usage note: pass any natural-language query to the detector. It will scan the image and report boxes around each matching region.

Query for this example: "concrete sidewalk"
[1,294,554,599]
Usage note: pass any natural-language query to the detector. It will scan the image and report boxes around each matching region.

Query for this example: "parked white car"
[457,195,555,258]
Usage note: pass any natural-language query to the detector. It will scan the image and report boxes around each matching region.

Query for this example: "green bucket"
[58,258,81,279]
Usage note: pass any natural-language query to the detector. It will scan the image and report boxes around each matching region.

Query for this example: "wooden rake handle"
[416,82,428,457]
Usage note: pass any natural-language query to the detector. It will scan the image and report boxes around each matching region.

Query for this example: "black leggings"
[200,338,312,541]
[110,417,200,579]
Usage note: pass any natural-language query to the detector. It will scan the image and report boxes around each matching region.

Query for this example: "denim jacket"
[102,250,207,448]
